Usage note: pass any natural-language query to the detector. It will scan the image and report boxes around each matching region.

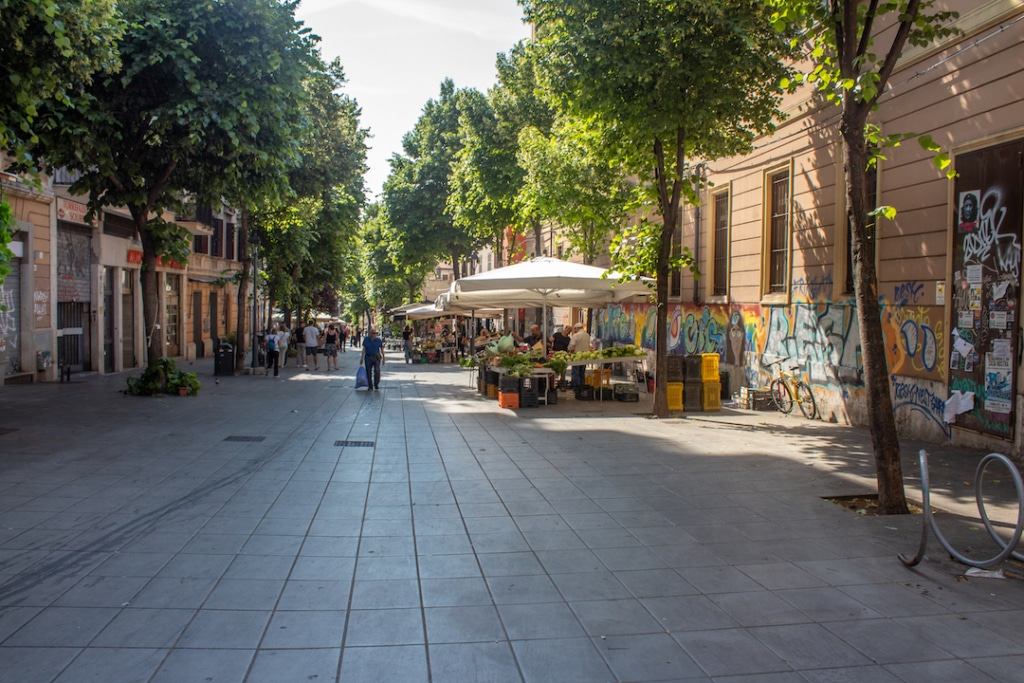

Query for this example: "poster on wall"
[985,353,1012,414]
[958,190,980,232]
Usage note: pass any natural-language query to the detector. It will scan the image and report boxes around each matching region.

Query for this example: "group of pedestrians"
[263,320,355,376]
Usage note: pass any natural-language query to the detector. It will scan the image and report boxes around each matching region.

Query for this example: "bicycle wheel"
[795,382,817,419]
[770,379,794,414]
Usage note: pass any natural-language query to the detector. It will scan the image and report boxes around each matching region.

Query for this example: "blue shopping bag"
[355,366,369,389]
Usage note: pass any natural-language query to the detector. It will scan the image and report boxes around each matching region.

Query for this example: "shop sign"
[127,249,143,264]
[56,198,92,226]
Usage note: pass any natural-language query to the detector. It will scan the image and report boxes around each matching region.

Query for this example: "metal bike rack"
[900,449,1024,569]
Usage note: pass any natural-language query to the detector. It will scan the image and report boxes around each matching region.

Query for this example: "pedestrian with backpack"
[266,325,281,377]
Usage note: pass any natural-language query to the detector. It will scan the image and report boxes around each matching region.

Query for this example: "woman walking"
[266,324,281,377]
[324,324,340,371]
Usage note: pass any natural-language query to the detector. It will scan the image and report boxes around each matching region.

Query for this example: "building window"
[712,191,729,296]
[211,219,223,258]
[193,234,209,254]
[767,169,790,294]
[845,167,877,294]
[225,223,236,260]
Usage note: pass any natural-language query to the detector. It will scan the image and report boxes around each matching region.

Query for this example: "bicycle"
[765,358,817,419]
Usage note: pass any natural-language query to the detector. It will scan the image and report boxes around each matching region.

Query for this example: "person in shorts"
[323,324,340,371]
[302,319,322,370]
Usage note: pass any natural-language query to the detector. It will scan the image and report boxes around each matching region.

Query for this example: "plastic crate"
[684,380,703,411]
[666,355,685,382]
[683,356,703,380]
[701,353,720,381]
[614,383,639,402]
[575,385,595,401]
[499,375,521,392]
[586,368,612,388]
[520,392,539,408]
[667,382,684,412]
[485,369,499,386]
[486,384,498,399]
[498,391,520,409]
[702,381,721,411]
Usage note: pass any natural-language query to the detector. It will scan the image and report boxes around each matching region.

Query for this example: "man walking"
[402,324,414,364]
[361,327,385,391]
[302,319,322,370]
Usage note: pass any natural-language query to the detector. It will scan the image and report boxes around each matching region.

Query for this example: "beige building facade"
[595,1,1024,454]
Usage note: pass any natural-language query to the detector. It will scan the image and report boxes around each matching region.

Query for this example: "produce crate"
[575,385,595,401]
[701,353,720,381]
[520,391,539,408]
[498,391,520,409]
[667,382,684,412]
[684,380,703,411]
[546,389,558,405]
[702,381,721,411]
[738,386,775,411]
[519,376,538,406]
[666,355,685,382]
[485,370,500,386]
[684,356,703,381]
[486,384,498,400]
[586,368,612,388]
[499,375,521,392]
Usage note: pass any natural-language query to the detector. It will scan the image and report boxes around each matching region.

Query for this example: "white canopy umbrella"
[450,257,651,346]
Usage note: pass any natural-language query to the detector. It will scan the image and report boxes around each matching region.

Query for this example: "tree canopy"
[522,0,795,416]
[37,0,320,364]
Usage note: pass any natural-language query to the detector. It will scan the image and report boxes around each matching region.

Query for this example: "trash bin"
[214,343,234,376]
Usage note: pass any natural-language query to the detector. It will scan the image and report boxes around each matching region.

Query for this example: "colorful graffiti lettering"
[883,305,945,382]
[891,375,950,438]
[761,304,862,385]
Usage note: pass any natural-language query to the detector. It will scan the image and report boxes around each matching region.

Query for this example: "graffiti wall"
[596,295,947,427]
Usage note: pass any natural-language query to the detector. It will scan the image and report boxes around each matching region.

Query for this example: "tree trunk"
[532,219,542,257]
[132,209,162,368]
[234,209,250,373]
[844,120,909,514]
[494,234,503,268]
[451,251,462,280]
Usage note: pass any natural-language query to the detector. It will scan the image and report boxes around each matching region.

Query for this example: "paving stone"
[52,647,165,683]
[261,609,346,648]
[569,598,663,636]
[5,606,117,646]
[131,577,216,609]
[0,646,80,683]
[421,577,492,607]
[340,644,428,682]
[512,637,613,683]
[594,633,704,681]
[150,648,253,683]
[203,578,284,610]
[487,574,562,605]
[749,623,871,669]
[350,579,420,609]
[92,608,194,647]
[429,641,521,683]
[425,605,505,643]
[277,579,349,610]
[477,552,545,577]
[883,659,999,683]
[674,628,792,677]
[498,602,585,640]
[247,648,341,683]
[177,609,270,648]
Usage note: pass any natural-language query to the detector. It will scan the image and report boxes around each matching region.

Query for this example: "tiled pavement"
[0,352,1022,682]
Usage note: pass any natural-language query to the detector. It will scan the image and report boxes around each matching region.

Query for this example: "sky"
[296,0,531,199]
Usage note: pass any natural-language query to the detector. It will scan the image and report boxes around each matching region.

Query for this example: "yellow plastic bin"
[667,382,684,412]
[701,353,720,381]
[702,381,721,411]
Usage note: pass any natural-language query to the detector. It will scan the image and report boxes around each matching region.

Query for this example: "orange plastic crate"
[701,354,720,381]
[498,391,520,409]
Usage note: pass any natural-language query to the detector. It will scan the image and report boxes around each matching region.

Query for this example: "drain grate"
[336,440,375,448]
[0,428,17,436]
[224,435,266,443]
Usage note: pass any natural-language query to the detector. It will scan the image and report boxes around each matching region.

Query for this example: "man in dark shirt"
[402,325,414,364]
[524,324,542,349]
[361,328,385,390]
[551,325,571,352]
